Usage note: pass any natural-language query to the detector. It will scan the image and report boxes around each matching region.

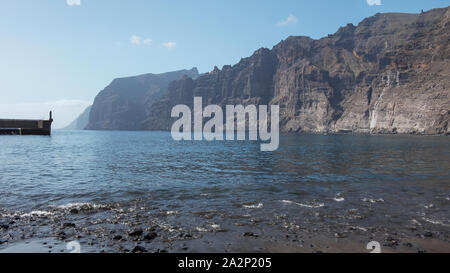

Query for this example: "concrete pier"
[0,112,53,135]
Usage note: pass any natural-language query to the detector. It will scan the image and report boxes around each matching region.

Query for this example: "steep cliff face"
[86,68,199,130]
[142,48,278,130]
[144,7,450,134]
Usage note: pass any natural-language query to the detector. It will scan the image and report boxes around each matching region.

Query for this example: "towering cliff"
[86,68,199,130]
[143,7,449,135]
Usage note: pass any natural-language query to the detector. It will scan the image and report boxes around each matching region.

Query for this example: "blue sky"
[0,0,448,128]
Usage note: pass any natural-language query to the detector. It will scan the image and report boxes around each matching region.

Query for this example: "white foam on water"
[55,202,109,211]
[21,210,54,217]
[280,200,324,208]
[422,217,450,227]
[352,226,368,232]
[333,197,345,202]
[243,203,263,209]
[195,227,208,232]
[2,210,55,218]
[164,210,178,215]
[424,204,434,209]
[361,198,384,203]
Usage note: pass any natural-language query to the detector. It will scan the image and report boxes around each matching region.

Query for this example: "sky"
[0,0,448,128]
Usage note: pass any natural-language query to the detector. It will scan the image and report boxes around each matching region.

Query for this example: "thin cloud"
[130,35,152,46]
[277,15,298,26]
[66,0,81,6]
[366,0,381,6]
[143,38,153,46]
[130,35,142,45]
[163,41,176,49]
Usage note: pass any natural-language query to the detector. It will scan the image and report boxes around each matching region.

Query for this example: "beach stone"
[403,242,413,248]
[243,232,258,237]
[128,229,143,236]
[57,231,66,240]
[334,232,347,238]
[69,208,79,214]
[144,232,157,241]
[424,232,433,238]
[383,237,399,247]
[62,222,76,228]
[131,245,147,253]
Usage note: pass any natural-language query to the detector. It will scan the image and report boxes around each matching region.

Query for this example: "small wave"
[350,226,368,232]
[361,198,384,203]
[280,200,324,208]
[424,204,434,209]
[54,202,110,211]
[243,203,263,209]
[1,210,54,218]
[164,210,178,215]
[332,192,345,202]
[21,210,54,217]
[422,217,450,227]
[195,227,208,232]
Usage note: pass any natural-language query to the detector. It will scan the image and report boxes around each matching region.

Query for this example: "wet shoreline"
[1,200,449,253]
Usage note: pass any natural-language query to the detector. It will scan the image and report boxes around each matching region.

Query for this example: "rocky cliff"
[143,7,449,135]
[86,68,199,130]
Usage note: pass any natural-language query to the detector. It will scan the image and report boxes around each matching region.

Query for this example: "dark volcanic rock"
[131,245,147,253]
[69,208,79,214]
[0,224,9,230]
[86,68,199,130]
[144,232,157,241]
[142,7,450,135]
[403,242,413,248]
[62,223,76,228]
[243,232,258,237]
[113,235,123,240]
[57,231,66,240]
[383,237,399,247]
[128,229,143,237]
[334,232,348,238]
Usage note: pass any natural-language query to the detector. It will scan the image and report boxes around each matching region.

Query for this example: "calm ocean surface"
[0,130,449,252]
